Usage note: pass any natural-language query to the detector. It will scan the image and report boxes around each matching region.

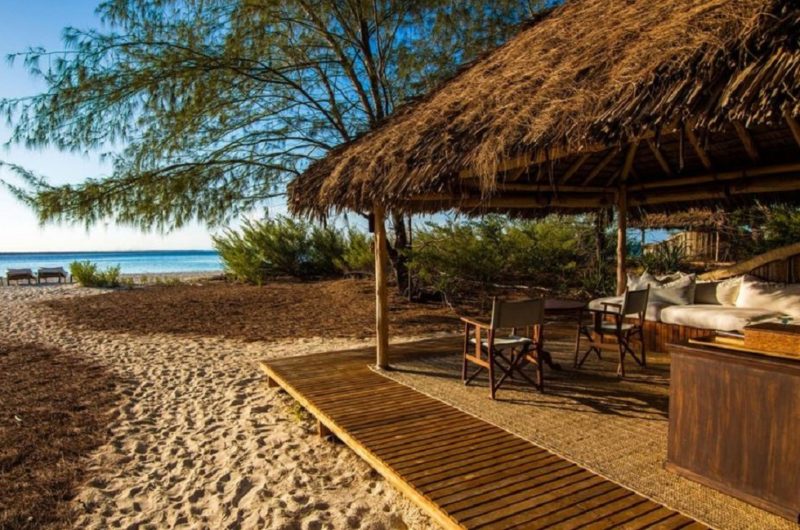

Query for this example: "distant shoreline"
[0,249,217,255]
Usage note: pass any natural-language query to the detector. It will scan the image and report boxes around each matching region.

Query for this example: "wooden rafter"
[647,139,673,177]
[684,124,713,170]
[733,121,760,162]
[785,109,800,149]
[456,162,800,196]
[627,162,800,192]
[559,153,592,184]
[582,147,621,186]
[461,182,607,193]
[620,141,639,182]
[504,166,527,182]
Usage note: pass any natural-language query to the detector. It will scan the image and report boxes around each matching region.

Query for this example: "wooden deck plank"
[260,337,705,530]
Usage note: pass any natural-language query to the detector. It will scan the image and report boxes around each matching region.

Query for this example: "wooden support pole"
[317,420,332,438]
[560,153,591,184]
[373,204,390,369]
[684,123,713,170]
[582,147,620,186]
[733,121,760,162]
[647,139,673,177]
[616,186,628,296]
[785,109,800,149]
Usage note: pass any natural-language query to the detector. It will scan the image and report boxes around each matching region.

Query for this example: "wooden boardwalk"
[261,338,703,530]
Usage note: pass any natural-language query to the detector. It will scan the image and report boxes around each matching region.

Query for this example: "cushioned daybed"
[590,271,799,353]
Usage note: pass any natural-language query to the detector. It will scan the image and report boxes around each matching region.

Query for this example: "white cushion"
[650,274,695,305]
[588,296,670,322]
[735,276,800,319]
[694,276,742,306]
[660,304,781,331]
[627,271,662,290]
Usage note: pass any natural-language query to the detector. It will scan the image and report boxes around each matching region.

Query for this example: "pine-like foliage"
[1,0,544,230]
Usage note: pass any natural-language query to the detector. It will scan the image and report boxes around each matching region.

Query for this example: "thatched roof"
[630,209,728,230]
[290,0,800,217]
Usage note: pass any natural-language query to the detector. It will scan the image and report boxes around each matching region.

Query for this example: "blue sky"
[0,0,256,251]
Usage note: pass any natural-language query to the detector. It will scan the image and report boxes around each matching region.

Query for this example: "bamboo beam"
[630,175,800,207]
[700,242,800,281]
[620,141,639,183]
[646,139,673,177]
[684,124,713,170]
[785,109,800,149]
[373,204,389,369]
[616,186,628,296]
[560,153,592,184]
[626,162,800,192]
[405,173,800,213]
[460,182,608,194]
[582,147,621,186]
[733,121,760,162]
[505,166,526,182]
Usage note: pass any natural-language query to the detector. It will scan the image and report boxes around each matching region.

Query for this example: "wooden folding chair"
[576,287,649,377]
[461,297,546,399]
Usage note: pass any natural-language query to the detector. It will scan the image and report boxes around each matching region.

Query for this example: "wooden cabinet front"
[667,343,800,522]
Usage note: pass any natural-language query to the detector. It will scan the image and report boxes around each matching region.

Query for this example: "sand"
[0,283,437,530]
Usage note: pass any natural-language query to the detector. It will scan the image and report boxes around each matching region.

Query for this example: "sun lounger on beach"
[37,267,70,284]
[6,268,36,285]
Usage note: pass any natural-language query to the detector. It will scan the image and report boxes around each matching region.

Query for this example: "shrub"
[338,229,374,273]
[213,216,369,283]
[69,261,122,288]
[638,242,687,275]
[407,215,595,303]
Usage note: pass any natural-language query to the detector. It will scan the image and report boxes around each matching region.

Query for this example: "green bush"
[407,215,596,302]
[213,216,371,283]
[637,242,687,275]
[69,261,122,288]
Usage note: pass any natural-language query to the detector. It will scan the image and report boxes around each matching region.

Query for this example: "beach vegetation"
[213,216,372,284]
[69,261,123,288]
[407,215,614,303]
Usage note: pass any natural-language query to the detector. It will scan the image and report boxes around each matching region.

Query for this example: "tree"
[1,0,545,288]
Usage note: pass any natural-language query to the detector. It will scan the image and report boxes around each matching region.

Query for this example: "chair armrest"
[460,316,490,329]
[601,301,622,310]
[587,308,622,319]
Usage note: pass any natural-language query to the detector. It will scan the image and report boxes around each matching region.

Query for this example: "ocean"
[0,250,222,275]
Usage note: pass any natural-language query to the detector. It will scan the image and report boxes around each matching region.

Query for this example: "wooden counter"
[667,342,800,522]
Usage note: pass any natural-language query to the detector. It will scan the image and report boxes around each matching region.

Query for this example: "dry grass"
[0,343,120,530]
[290,0,798,216]
[45,279,460,341]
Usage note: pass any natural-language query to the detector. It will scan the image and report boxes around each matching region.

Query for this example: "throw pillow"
[735,276,800,318]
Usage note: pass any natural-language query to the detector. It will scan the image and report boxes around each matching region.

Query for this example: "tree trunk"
[594,209,608,274]
[386,211,409,294]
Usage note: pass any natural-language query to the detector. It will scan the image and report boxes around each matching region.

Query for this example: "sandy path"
[0,285,436,530]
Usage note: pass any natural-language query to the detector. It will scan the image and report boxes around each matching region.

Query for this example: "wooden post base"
[317,420,333,439]
[265,376,275,388]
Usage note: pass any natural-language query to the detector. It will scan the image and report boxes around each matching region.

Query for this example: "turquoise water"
[0,250,221,274]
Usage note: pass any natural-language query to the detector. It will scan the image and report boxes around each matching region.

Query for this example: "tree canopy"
[2,0,544,230]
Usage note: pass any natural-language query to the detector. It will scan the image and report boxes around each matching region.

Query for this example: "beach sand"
[0,283,440,530]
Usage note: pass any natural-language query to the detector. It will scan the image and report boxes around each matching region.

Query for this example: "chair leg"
[488,349,496,399]
[640,329,647,368]
[574,326,582,368]
[461,325,469,383]
[617,338,626,378]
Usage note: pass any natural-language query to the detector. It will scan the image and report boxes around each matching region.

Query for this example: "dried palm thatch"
[630,209,728,230]
[290,0,800,218]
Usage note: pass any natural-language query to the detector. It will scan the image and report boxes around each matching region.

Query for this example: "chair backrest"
[623,287,650,318]
[490,297,545,330]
